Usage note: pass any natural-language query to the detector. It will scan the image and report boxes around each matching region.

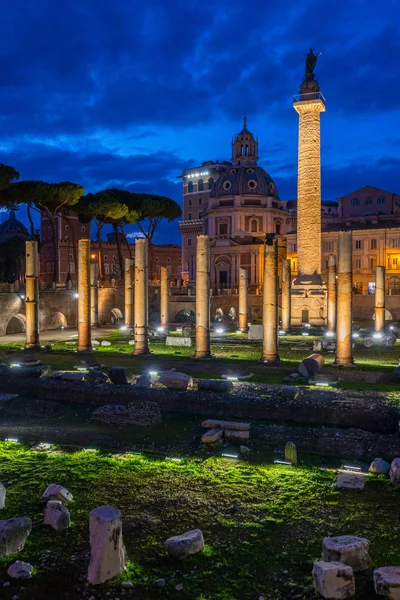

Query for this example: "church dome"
[0,211,29,238]
[210,165,280,199]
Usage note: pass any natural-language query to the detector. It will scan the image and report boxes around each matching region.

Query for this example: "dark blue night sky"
[1,0,399,243]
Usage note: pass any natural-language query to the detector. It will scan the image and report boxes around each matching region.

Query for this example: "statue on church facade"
[305,48,322,77]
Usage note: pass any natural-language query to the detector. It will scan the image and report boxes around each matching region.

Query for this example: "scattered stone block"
[88,506,127,585]
[312,561,355,599]
[128,339,135,345]
[298,353,324,378]
[198,379,233,393]
[42,484,73,503]
[279,386,301,399]
[285,442,297,465]
[85,370,108,383]
[65,341,77,347]
[57,372,85,382]
[202,419,250,431]
[322,535,371,572]
[135,373,152,388]
[0,483,5,509]
[240,445,250,454]
[165,529,204,560]
[108,367,128,385]
[0,518,32,557]
[91,340,100,347]
[374,566,400,599]
[201,428,224,444]
[44,500,71,530]
[248,324,263,340]
[335,472,366,490]
[389,458,400,485]
[369,458,391,475]
[166,336,192,347]
[159,371,193,390]
[91,401,161,427]
[7,560,33,579]
[101,340,112,347]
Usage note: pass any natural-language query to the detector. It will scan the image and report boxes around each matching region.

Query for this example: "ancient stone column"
[281,258,291,331]
[124,258,133,328]
[334,232,353,366]
[90,261,99,327]
[25,240,40,349]
[78,239,92,352]
[238,268,248,332]
[194,235,211,359]
[327,254,337,332]
[134,238,149,355]
[375,266,385,333]
[293,91,326,279]
[261,237,280,363]
[160,266,169,327]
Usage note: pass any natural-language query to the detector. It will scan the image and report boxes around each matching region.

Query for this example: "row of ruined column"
[22,234,387,365]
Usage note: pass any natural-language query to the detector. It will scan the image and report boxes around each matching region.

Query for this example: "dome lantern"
[232,114,259,166]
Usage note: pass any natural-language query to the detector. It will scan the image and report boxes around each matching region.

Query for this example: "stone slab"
[248,324,263,341]
[166,336,192,347]
[201,428,224,444]
[202,419,250,431]
[335,472,366,490]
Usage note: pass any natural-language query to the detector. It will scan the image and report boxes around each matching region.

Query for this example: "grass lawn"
[0,441,399,599]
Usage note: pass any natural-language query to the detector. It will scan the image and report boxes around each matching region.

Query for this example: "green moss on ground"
[0,442,399,599]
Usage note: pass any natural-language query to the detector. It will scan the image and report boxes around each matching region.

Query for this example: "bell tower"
[232,115,258,166]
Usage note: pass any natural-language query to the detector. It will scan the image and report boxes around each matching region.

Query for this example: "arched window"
[208,177,214,189]
[250,219,258,233]
[188,181,193,192]
[241,145,244,155]
[245,145,249,156]
[275,222,281,234]
[198,179,204,191]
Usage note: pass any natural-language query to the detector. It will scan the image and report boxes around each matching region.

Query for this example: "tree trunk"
[62,213,78,284]
[113,222,125,281]
[50,214,59,284]
[96,224,105,281]
[27,203,35,239]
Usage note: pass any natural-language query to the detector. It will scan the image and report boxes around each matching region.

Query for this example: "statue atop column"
[305,48,322,80]
[300,48,322,94]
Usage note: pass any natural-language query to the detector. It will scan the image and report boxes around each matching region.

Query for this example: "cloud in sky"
[0,0,399,242]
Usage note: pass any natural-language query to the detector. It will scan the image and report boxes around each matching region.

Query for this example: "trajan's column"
[292,49,327,325]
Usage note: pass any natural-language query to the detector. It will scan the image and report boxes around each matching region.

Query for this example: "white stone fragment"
[389,459,400,485]
[224,429,250,440]
[201,428,224,444]
[101,340,111,347]
[44,500,70,530]
[159,371,193,390]
[312,561,355,599]
[374,566,400,599]
[43,484,73,503]
[0,518,32,557]
[335,473,366,490]
[0,483,5,509]
[165,529,204,560]
[322,535,371,572]
[7,560,33,579]
[87,505,127,585]
[369,458,391,474]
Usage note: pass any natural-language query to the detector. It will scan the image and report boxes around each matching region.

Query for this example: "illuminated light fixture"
[221,453,238,459]
[6,437,19,442]
[390,326,395,331]
[74,293,79,298]
[373,332,382,339]
[76,366,88,372]
[166,457,182,462]
[274,460,291,465]
[10,363,21,368]
[304,323,311,329]
[157,326,165,332]
[19,294,25,300]
[236,330,242,334]
[120,325,127,331]
[302,332,310,336]
[352,332,360,339]
[126,450,141,456]
[325,331,334,337]
[278,329,286,335]
[315,381,330,387]
[83,447,97,452]
[215,328,224,334]
[148,370,159,376]
[247,322,251,327]
[226,376,239,381]
[91,254,96,259]
[342,465,361,472]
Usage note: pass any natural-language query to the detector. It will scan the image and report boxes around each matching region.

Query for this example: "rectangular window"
[293,243,297,253]
[393,257,398,267]
[368,281,376,295]
[187,238,192,246]
[351,198,360,206]
[219,224,228,235]
[355,240,362,249]
[104,264,110,275]
[198,198,202,205]
[198,213,201,219]
[370,239,377,249]
[377,196,386,204]
[353,282,363,294]
[323,241,333,251]
[188,213,192,220]
[369,258,375,269]
[393,238,399,248]
[188,198,192,206]
[355,259,361,269]
[364,197,373,205]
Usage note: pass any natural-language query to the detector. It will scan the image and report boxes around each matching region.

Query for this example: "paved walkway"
[0,327,115,345]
